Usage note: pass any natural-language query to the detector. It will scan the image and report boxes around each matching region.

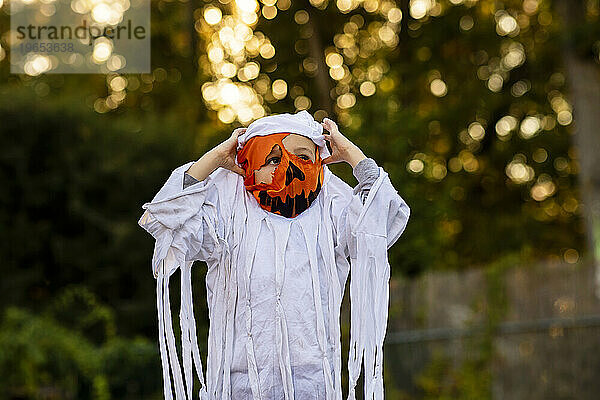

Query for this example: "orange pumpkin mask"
[236,132,324,218]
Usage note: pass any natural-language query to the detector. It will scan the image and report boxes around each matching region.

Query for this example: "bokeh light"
[430,79,448,97]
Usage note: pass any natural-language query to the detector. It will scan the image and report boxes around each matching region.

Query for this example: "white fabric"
[235,110,331,162]
[138,161,410,399]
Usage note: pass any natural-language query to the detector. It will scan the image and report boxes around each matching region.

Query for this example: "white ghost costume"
[138,110,411,400]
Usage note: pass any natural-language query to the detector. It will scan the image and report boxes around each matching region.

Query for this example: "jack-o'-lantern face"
[236,132,324,218]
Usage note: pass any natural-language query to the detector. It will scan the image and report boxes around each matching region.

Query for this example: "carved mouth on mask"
[257,162,322,218]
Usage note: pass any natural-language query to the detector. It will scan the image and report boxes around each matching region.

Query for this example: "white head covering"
[236,110,331,162]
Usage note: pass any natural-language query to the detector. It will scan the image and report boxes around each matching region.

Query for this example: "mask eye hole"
[263,144,282,167]
[266,156,281,165]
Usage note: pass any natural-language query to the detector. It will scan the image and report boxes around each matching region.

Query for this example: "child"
[138,110,411,400]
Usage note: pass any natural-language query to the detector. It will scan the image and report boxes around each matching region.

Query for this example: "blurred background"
[1,0,600,398]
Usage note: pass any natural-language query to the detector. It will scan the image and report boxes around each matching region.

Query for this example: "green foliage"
[46,285,117,345]
[0,88,218,338]
[0,84,216,400]
[0,286,162,399]
[415,346,492,400]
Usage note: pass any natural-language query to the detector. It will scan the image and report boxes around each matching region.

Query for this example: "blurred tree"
[0,89,217,340]
[556,0,600,295]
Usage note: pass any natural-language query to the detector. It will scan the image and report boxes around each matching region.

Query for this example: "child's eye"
[298,155,310,160]
[267,157,281,165]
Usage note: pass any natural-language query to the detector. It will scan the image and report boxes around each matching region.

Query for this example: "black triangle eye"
[285,162,305,185]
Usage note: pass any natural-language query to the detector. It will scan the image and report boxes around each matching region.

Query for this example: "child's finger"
[232,127,246,137]
[323,118,336,128]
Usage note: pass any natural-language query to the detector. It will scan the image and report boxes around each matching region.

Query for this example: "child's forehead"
[281,133,317,151]
[247,133,316,151]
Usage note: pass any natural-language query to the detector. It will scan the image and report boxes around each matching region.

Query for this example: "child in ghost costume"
[138,110,411,400]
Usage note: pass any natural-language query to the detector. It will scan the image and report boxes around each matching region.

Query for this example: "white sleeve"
[138,162,240,276]
[329,167,411,400]
[137,161,239,400]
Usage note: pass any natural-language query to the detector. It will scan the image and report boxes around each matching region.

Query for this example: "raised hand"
[212,127,247,176]
[320,118,366,168]
[186,127,246,182]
